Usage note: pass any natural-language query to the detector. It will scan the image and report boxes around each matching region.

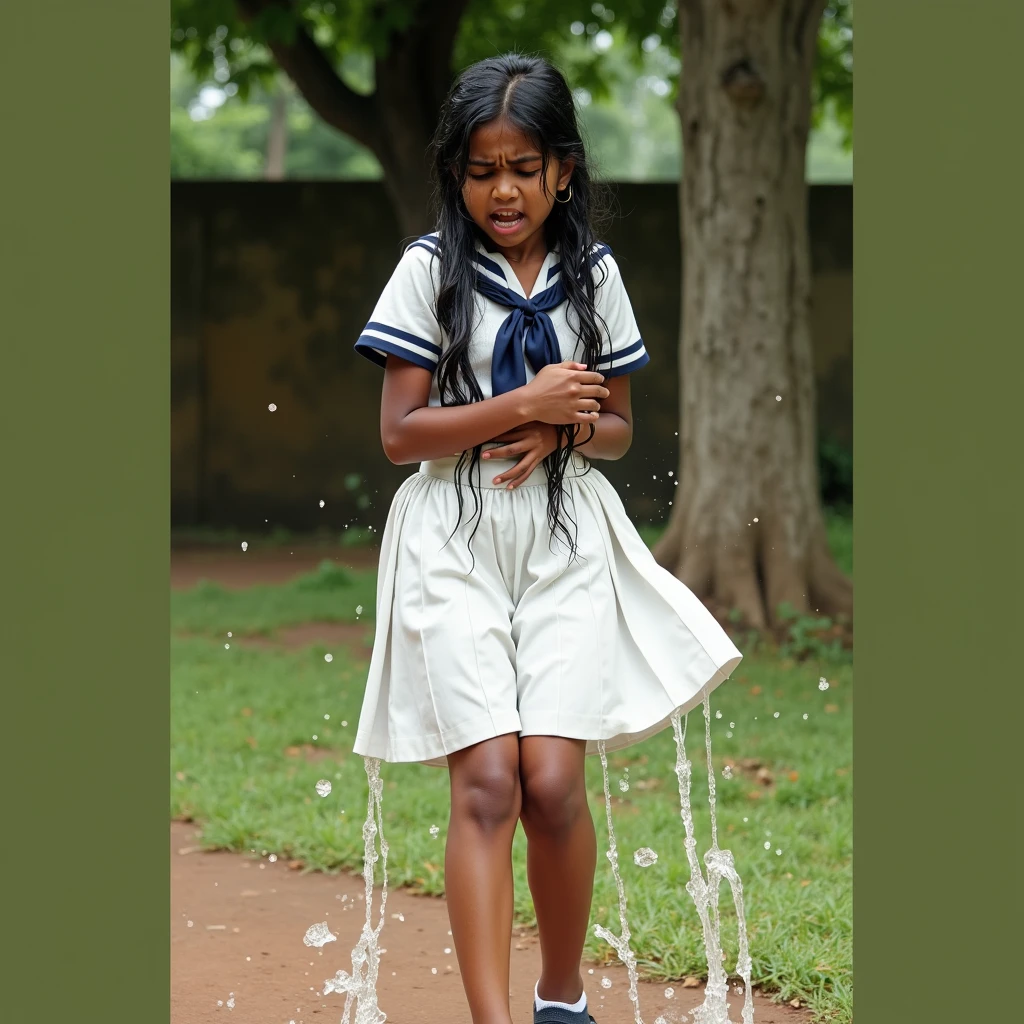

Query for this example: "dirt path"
[171,821,809,1024]
[171,542,380,591]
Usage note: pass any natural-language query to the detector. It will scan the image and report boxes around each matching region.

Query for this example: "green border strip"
[857,2,1020,1021]
[3,2,169,1018]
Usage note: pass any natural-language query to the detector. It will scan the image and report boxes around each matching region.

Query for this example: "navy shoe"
[532,1004,597,1024]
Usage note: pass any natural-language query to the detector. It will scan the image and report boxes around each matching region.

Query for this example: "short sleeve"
[593,251,650,378]
[354,240,443,372]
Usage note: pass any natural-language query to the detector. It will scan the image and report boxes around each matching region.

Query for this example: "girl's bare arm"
[378,356,607,465]
[571,374,633,460]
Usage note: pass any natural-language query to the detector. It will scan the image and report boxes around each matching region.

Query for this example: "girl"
[352,54,741,1024]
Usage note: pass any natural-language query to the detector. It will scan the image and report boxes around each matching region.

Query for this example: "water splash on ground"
[670,695,754,1024]
[322,756,389,1024]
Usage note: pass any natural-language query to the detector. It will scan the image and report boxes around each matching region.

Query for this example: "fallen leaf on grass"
[824,704,839,713]
[787,771,799,782]
[749,685,762,696]
[682,976,701,988]
[746,790,762,801]
[422,861,439,872]
[287,859,304,871]
[285,746,301,758]
[800,879,811,887]
[175,771,186,781]
[835,767,849,776]
[245,736,257,749]
[241,707,253,718]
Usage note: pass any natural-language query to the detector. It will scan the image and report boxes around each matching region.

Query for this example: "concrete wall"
[171,181,851,531]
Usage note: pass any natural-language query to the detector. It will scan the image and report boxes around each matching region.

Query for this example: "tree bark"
[264,86,288,179]
[654,0,852,629]
[235,0,469,238]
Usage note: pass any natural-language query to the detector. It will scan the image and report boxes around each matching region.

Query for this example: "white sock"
[535,979,587,1013]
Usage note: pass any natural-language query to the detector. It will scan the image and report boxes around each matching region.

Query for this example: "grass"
[171,514,854,1023]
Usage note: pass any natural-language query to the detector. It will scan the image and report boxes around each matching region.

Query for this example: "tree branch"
[234,0,380,152]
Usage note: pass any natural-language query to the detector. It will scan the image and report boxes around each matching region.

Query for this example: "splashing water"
[304,922,337,948]
[633,847,658,868]
[669,695,754,1024]
[593,741,644,1024]
[322,757,390,1024]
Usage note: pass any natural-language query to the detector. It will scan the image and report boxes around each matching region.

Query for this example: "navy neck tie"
[475,271,568,397]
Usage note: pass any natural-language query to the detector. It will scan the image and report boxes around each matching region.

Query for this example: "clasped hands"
[450,361,607,489]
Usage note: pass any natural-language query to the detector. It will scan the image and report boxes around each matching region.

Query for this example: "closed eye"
[468,170,540,180]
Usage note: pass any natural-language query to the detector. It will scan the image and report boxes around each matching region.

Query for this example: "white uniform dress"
[351,232,742,768]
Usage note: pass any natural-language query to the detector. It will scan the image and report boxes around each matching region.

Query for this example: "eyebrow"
[467,154,543,166]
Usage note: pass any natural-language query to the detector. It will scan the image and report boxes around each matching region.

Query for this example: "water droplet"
[618,778,629,792]
[726,730,733,738]
[268,403,277,412]
[444,947,451,954]
[325,653,333,663]
[764,842,771,850]
[341,720,348,727]
[775,395,782,401]
[224,643,230,649]
[667,470,674,477]
[819,677,830,691]
[316,779,332,798]
[319,500,325,508]
[729,722,735,728]
[715,710,722,719]
[803,713,809,720]
[664,986,675,998]
[227,631,232,637]
[324,714,330,720]
[722,765,733,779]
[600,976,612,989]
[633,847,658,867]
[742,817,748,823]
[187,919,193,927]
[775,848,782,856]
[774,711,780,718]
[588,968,594,974]
[268,854,277,863]
[303,922,337,948]
[240,540,248,552]
[356,604,364,615]
[431,967,437,975]
[753,516,759,522]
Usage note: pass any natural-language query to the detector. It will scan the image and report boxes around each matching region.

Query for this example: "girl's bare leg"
[518,736,595,1006]
[446,733,523,1024]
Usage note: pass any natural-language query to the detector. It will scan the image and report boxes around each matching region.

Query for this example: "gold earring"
[555,184,573,203]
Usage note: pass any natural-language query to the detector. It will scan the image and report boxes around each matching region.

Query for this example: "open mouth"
[490,211,525,233]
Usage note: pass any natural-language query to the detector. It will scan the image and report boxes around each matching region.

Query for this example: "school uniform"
[351,232,742,768]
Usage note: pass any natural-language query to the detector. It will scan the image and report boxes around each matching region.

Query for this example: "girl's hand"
[521,361,608,425]
[482,422,562,489]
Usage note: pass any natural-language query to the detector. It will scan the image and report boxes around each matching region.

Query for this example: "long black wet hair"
[424,52,614,568]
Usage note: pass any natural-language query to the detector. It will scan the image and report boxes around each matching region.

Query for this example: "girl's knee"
[519,763,588,836]
[449,742,522,831]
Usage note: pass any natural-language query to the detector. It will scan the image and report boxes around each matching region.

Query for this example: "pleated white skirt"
[352,449,742,768]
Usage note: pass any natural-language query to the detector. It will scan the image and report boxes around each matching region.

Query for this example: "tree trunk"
[236,0,468,239]
[654,0,852,629]
[264,86,288,180]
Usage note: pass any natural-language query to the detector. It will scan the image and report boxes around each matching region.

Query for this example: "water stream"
[330,692,755,1024]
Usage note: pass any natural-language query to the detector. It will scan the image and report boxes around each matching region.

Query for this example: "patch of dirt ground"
[171,822,812,1024]
[171,543,380,591]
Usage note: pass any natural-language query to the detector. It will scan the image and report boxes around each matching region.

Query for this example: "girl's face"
[459,118,574,251]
